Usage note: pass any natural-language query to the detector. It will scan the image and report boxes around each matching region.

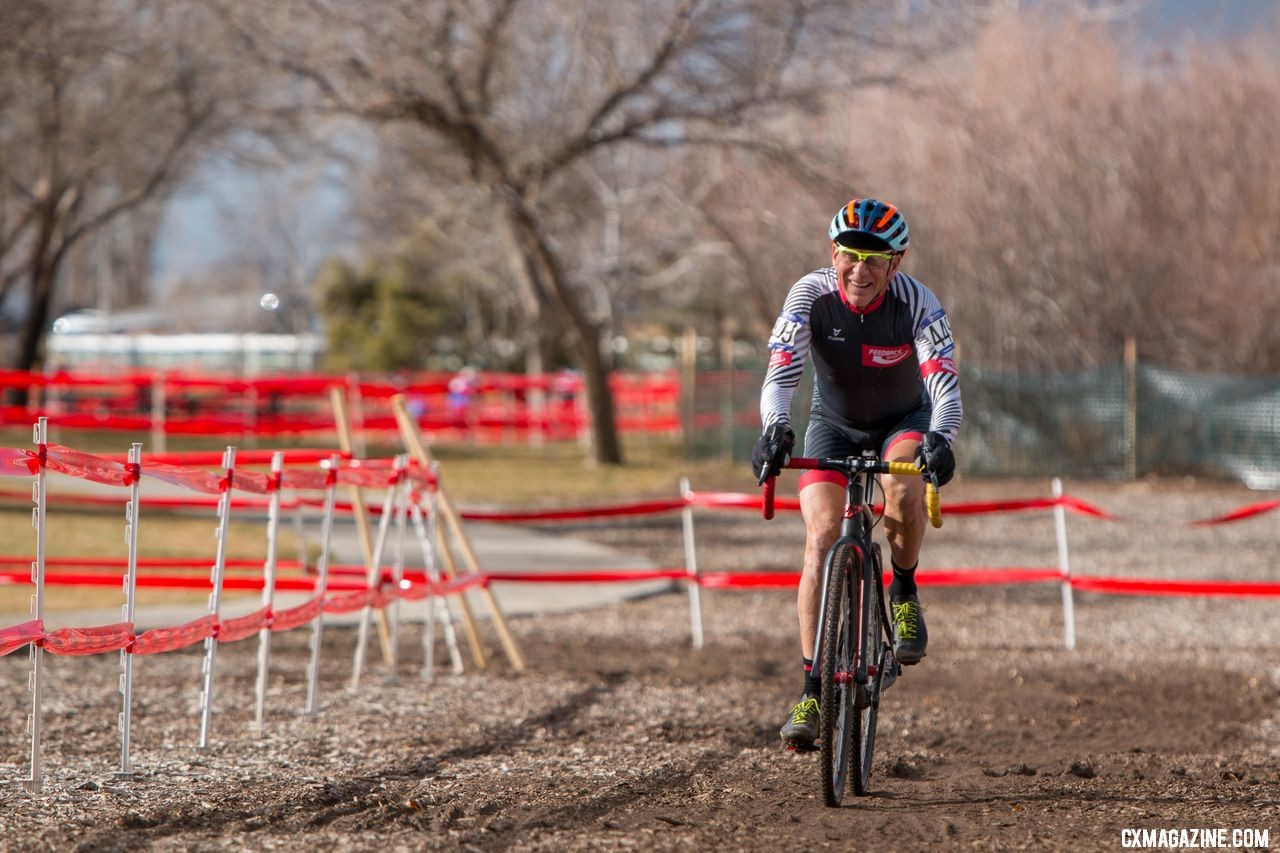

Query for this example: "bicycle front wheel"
[819,542,858,807]
[851,545,885,796]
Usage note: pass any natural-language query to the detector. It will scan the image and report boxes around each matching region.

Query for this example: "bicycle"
[760,452,941,806]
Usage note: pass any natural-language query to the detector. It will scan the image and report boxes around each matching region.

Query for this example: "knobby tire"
[852,544,886,796]
[820,543,857,807]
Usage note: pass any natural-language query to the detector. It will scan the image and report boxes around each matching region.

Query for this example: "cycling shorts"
[798,408,931,491]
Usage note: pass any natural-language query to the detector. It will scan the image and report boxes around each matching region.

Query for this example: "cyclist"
[752,198,962,748]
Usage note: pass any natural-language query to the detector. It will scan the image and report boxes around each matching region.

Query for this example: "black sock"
[802,657,821,698]
[889,560,919,599]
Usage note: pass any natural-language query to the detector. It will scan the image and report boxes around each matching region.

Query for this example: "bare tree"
[218,0,900,464]
[0,0,253,374]
[811,11,1280,375]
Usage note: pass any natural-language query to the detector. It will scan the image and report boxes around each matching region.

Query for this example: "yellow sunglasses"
[834,246,896,269]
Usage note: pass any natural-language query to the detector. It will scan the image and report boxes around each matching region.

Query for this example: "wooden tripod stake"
[391,394,526,671]
[329,385,393,664]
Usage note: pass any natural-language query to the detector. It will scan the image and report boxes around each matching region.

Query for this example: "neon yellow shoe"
[779,694,820,746]
[891,595,928,664]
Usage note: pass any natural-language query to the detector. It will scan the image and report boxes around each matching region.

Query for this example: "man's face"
[832,243,900,310]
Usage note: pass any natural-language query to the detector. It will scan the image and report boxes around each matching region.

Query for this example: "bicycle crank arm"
[879,651,902,693]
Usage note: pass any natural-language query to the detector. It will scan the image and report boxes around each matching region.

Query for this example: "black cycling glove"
[915,431,956,487]
[751,424,795,484]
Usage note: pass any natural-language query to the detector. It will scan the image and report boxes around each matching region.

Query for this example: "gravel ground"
[1,476,1277,851]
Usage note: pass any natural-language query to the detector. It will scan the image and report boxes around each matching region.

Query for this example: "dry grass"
[0,437,744,621]
[0,506,292,617]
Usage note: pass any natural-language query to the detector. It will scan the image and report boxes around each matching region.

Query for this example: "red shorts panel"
[884,430,924,458]
[798,469,848,492]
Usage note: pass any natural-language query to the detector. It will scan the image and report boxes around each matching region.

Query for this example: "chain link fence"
[682,358,1280,489]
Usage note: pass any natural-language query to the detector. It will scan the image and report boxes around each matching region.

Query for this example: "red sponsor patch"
[921,357,958,376]
[768,350,793,368]
[861,344,913,368]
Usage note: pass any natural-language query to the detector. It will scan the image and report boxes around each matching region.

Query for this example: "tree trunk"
[570,329,624,466]
[500,190,625,465]
[13,211,62,374]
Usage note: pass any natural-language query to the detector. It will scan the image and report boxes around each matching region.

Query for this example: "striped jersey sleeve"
[893,274,963,443]
[759,270,833,429]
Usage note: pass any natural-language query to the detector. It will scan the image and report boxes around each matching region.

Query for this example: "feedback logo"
[769,350,793,368]
[862,344,912,367]
[1121,828,1270,848]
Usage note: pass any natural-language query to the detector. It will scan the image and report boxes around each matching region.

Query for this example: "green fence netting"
[684,359,1279,488]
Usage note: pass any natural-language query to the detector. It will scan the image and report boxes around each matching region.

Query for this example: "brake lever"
[756,442,778,487]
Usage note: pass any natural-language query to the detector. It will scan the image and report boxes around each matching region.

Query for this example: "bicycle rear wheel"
[819,543,858,807]
[851,545,885,796]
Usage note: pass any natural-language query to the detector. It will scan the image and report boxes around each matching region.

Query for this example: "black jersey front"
[761,268,962,441]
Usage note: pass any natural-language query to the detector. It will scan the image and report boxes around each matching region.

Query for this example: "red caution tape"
[144,462,228,495]
[45,446,134,486]
[0,555,303,571]
[132,614,217,655]
[217,606,271,643]
[684,491,1115,519]
[270,596,324,631]
[1070,576,1280,597]
[484,569,687,584]
[101,449,344,467]
[44,622,135,656]
[0,619,45,656]
[686,491,801,513]
[698,571,801,589]
[460,500,687,522]
[1192,500,1280,526]
[323,589,377,614]
[0,447,37,478]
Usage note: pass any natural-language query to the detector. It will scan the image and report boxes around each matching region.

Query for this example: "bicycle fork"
[811,537,868,688]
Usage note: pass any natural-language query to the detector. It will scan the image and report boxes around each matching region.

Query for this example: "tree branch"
[534,0,700,182]
[475,0,520,113]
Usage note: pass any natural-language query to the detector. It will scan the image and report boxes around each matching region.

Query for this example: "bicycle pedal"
[784,739,819,753]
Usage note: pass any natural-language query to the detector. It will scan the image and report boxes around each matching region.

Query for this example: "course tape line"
[6,563,1279,659]
[4,443,1272,526]
[0,444,427,494]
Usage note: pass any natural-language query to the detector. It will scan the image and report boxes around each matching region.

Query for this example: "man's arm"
[912,290,962,443]
[760,274,823,429]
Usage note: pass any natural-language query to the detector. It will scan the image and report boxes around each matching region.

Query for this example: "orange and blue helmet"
[828,198,909,253]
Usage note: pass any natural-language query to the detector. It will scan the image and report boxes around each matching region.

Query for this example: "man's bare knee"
[882,474,923,515]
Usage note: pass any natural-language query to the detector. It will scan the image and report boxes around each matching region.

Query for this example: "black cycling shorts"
[799,408,931,490]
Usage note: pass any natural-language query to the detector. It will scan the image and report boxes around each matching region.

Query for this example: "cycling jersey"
[760,268,962,443]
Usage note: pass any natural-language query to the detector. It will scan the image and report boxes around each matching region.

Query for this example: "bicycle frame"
[761,451,937,801]
[810,454,881,686]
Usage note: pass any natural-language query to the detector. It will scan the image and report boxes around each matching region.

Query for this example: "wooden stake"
[432,513,487,669]
[391,394,526,671]
[329,385,393,664]
[1124,336,1138,482]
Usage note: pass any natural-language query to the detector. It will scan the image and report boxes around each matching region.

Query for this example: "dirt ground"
[1,477,1278,851]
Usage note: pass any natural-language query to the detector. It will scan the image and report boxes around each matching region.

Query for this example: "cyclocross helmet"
[828,198,909,253]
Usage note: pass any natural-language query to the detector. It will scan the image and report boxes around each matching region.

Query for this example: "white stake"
[117,442,142,777]
[410,485,463,679]
[304,457,341,716]
[388,473,410,683]
[199,447,236,750]
[253,452,284,734]
[350,455,406,690]
[680,477,704,649]
[1052,477,1077,651]
[23,418,48,794]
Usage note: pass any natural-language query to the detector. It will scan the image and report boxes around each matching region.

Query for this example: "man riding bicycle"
[752,198,962,748]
